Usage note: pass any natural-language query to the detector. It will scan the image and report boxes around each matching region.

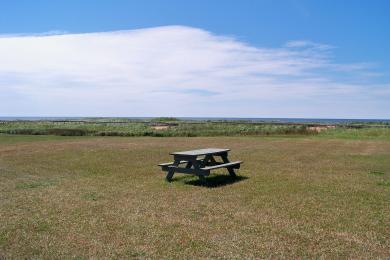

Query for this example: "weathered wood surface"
[201,161,242,171]
[170,148,230,156]
[158,160,188,167]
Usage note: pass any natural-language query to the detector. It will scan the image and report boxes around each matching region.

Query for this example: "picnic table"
[158,148,242,182]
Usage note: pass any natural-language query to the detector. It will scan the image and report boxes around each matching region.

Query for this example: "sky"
[1,0,389,118]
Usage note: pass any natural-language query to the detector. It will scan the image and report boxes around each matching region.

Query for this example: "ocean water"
[0,116,389,124]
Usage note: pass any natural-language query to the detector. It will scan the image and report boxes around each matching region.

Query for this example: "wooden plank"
[201,161,242,171]
[220,153,237,177]
[158,160,188,167]
[166,159,180,182]
[170,148,230,156]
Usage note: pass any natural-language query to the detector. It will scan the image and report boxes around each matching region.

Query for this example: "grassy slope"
[2,120,390,139]
[0,136,389,258]
[317,127,390,140]
[0,121,313,136]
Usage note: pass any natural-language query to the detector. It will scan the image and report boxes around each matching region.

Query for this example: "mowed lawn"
[0,135,389,258]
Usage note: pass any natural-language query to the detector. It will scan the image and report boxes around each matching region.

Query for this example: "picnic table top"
[170,148,230,156]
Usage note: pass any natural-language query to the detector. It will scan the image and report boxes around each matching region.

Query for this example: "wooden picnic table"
[159,148,242,182]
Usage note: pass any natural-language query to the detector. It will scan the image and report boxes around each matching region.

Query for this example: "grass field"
[0,135,389,258]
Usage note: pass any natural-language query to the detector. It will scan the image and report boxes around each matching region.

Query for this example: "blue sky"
[1,0,389,118]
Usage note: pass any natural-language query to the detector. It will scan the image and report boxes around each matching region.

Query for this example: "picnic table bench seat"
[158,148,242,182]
[158,160,188,167]
[200,161,242,171]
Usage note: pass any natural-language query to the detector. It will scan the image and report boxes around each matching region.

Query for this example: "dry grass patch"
[0,136,389,258]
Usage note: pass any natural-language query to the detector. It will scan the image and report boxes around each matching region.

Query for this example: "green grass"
[0,134,80,144]
[368,170,385,176]
[150,117,181,122]
[377,180,390,187]
[0,135,389,258]
[15,179,55,189]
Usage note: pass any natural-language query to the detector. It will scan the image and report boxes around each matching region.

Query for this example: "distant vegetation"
[150,117,180,122]
[316,127,390,140]
[0,119,389,139]
[0,120,312,137]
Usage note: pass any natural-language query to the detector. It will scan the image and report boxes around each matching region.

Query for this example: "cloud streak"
[0,25,389,118]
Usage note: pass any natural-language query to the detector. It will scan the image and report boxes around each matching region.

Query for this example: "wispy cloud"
[181,88,219,96]
[0,30,68,38]
[0,25,388,118]
[284,40,333,50]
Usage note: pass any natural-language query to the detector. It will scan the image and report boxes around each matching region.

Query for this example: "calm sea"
[0,117,389,124]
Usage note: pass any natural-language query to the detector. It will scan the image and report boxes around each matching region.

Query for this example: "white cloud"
[0,25,389,118]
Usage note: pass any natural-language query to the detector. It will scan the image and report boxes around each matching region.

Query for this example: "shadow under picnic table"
[174,174,248,188]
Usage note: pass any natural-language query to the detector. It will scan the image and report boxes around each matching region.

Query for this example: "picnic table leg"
[202,154,217,167]
[190,157,207,182]
[208,155,217,165]
[185,161,193,168]
[166,159,180,182]
[220,153,237,177]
